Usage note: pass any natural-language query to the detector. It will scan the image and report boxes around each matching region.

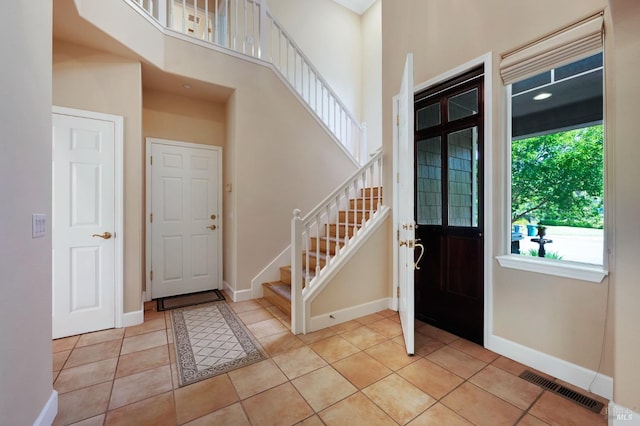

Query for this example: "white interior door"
[149,140,222,299]
[397,53,415,355]
[52,111,121,339]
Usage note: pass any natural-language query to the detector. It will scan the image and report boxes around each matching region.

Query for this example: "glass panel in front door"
[416,136,442,225]
[447,127,479,227]
[448,88,478,121]
[416,103,441,130]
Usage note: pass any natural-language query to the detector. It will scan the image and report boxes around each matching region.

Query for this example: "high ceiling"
[333,0,376,14]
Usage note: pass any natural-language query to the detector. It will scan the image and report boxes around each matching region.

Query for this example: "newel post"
[291,209,303,334]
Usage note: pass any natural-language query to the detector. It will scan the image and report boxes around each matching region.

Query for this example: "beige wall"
[361,0,382,153]
[225,66,358,290]
[311,216,390,315]
[53,40,144,313]
[0,1,54,423]
[493,269,611,370]
[266,0,383,153]
[609,0,640,411]
[143,90,226,147]
[266,0,363,120]
[158,33,360,292]
[381,0,614,380]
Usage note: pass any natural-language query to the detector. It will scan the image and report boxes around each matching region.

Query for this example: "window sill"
[495,254,608,283]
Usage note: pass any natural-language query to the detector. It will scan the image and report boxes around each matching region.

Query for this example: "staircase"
[124,0,383,334]
[127,0,367,165]
[262,187,382,318]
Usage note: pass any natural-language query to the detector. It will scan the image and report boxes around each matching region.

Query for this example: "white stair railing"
[127,0,366,164]
[290,149,383,333]
[263,11,365,163]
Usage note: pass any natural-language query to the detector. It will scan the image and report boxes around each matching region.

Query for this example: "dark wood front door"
[414,67,484,345]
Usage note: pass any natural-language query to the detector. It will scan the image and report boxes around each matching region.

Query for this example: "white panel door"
[397,53,415,355]
[52,113,116,339]
[150,141,221,298]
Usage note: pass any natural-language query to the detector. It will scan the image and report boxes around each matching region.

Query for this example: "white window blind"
[500,14,603,85]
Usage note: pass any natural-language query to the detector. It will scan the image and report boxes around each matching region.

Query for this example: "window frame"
[496,35,609,283]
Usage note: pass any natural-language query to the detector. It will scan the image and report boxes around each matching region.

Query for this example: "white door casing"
[147,139,222,299]
[52,107,123,339]
[396,53,416,355]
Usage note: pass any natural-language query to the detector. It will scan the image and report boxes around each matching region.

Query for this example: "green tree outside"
[511,125,603,228]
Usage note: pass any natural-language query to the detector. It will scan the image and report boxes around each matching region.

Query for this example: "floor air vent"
[519,370,604,414]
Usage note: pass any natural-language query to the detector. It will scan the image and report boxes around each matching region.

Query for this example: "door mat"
[171,301,267,387]
[156,289,225,311]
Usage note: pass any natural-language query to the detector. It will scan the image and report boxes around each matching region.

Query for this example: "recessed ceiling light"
[533,92,552,101]
[183,84,192,89]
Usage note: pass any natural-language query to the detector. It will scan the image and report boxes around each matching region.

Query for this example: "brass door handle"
[414,243,425,270]
[92,232,112,240]
[207,225,217,231]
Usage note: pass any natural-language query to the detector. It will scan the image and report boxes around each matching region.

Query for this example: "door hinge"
[396,115,399,126]
[150,270,153,281]
[397,287,400,297]
[150,213,153,223]
[397,230,400,241]
[397,172,400,183]
[150,155,153,165]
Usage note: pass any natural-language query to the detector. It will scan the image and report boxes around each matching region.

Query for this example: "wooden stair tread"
[311,235,347,242]
[263,281,291,301]
[326,223,363,231]
[303,251,329,259]
[279,265,317,275]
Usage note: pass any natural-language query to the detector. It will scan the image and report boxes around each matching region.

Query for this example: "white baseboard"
[309,298,390,333]
[34,390,58,426]
[608,402,640,426]
[122,308,144,327]
[486,334,613,400]
[251,246,291,299]
[224,281,253,302]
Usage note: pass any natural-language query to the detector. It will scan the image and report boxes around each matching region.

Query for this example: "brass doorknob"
[92,232,112,239]
[207,225,217,231]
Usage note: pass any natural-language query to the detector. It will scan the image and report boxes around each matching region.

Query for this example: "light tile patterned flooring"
[52,294,608,425]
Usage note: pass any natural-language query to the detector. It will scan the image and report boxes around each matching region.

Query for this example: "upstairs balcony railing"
[128,0,367,164]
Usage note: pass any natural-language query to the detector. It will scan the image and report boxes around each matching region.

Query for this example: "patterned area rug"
[171,301,267,387]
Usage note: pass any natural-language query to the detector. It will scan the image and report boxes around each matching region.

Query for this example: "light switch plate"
[32,214,46,238]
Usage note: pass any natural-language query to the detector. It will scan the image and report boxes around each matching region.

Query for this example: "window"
[511,53,603,265]
[497,14,608,281]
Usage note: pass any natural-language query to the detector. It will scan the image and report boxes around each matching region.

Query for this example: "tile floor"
[52,295,608,425]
